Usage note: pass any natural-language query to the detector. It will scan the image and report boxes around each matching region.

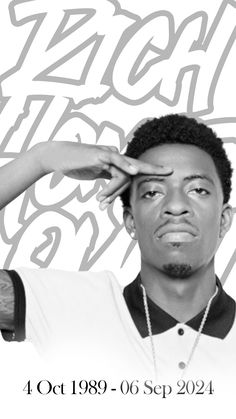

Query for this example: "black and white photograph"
[0,0,236,417]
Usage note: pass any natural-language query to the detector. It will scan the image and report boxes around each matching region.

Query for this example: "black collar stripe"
[123,274,236,340]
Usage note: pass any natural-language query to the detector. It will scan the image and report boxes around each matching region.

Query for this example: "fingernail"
[99,198,110,210]
[99,201,109,210]
[129,165,138,174]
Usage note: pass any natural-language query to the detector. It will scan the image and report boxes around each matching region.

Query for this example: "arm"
[0,143,47,211]
[0,144,46,330]
[0,141,138,210]
[0,141,172,210]
[0,141,172,331]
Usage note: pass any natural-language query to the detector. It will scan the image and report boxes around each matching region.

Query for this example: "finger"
[97,173,129,201]
[97,178,130,201]
[109,146,119,153]
[107,152,139,175]
[99,145,119,153]
[99,182,130,210]
[125,156,173,176]
[107,181,130,203]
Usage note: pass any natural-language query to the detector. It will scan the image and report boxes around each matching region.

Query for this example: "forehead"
[138,144,219,180]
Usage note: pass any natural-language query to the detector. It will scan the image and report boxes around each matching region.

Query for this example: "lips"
[156,223,198,242]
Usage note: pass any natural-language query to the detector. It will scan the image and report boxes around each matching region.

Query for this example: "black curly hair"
[120,114,233,207]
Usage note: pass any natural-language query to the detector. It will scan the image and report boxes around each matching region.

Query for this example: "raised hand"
[0,140,173,212]
[41,142,138,179]
[96,154,173,209]
[42,142,172,209]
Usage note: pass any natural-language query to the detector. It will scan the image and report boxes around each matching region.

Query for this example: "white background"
[0,0,235,416]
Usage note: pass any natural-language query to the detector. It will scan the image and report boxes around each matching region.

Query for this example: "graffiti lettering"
[0,0,235,280]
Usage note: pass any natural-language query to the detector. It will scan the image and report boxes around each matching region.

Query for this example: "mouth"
[159,231,197,243]
[156,223,198,244]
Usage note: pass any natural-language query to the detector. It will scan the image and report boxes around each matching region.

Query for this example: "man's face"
[124,144,232,277]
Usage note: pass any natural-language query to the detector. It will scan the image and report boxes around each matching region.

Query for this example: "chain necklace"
[140,283,218,381]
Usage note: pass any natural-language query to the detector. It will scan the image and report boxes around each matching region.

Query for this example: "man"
[0,114,235,383]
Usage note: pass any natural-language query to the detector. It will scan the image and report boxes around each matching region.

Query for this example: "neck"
[140,260,217,322]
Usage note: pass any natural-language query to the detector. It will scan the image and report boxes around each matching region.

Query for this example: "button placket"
[177,325,186,370]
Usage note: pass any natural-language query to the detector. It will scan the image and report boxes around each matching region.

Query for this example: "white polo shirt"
[2,268,236,385]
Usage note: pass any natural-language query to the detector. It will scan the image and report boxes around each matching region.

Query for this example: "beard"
[162,263,192,279]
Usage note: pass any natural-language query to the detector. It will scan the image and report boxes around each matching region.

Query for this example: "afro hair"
[120,114,232,207]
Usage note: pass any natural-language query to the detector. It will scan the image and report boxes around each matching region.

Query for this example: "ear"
[219,204,233,239]
[123,207,137,239]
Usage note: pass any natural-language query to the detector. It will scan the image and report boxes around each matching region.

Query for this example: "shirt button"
[178,328,184,335]
[179,362,186,370]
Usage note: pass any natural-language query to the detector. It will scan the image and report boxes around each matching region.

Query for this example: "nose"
[161,189,192,218]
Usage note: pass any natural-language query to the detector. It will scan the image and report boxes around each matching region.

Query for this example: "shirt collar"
[123,274,235,339]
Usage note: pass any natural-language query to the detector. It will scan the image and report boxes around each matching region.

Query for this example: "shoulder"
[14,267,120,295]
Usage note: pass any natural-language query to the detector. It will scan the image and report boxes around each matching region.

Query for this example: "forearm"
[0,144,52,331]
[0,142,49,211]
[0,271,14,330]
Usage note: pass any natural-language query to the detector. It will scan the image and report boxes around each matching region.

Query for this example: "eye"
[142,190,163,199]
[190,188,210,196]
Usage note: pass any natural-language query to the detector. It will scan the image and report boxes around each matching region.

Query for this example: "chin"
[162,263,193,279]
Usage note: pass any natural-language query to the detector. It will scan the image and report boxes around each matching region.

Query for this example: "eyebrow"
[136,176,165,190]
[136,173,215,190]
[183,174,215,185]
